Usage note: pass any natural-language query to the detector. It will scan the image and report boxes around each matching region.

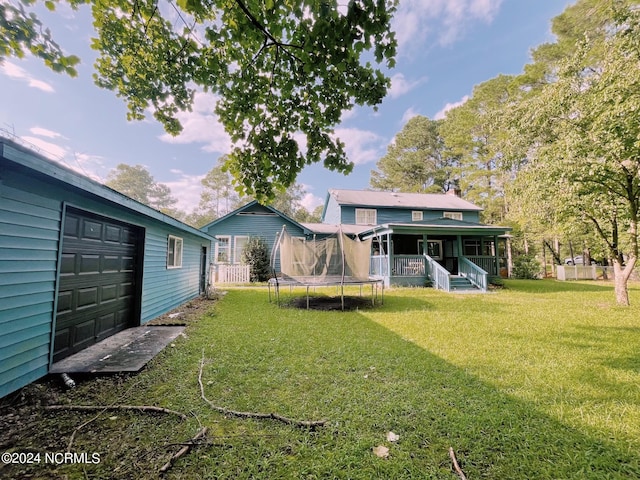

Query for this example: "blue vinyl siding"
[202,204,306,269]
[322,195,341,224]
[0,180,60,399]
[339,206,479,225]
[1,139,212,398]
[140,228,205,323]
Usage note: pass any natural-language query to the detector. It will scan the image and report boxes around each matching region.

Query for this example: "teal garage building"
[0,138,214,398]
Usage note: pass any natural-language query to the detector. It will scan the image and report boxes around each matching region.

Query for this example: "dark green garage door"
[53,207,143,362]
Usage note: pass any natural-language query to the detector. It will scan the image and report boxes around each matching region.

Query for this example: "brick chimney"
[446,184,461,197]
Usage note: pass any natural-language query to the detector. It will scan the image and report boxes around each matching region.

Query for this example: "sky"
[0,0,573,216]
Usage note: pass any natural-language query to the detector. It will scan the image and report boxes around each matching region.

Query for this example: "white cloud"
[162,172,206,212]
[158,92,232,153]
[434,95,470,120]
[393,0,503,53]
[19,135,106,182]
[73,153,107,181]
[301,192,324,213]
[333,128,385,166]
[20,136,67,159]
[0,61,55,93]
[341,108,358,122]
[29,126,66,139]
[401,107,421,123]
[388,73,427,99]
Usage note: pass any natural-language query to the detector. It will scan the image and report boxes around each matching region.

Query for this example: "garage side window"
[167,235,183,268]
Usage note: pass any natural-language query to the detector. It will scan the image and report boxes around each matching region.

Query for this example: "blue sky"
[0,1,572,215]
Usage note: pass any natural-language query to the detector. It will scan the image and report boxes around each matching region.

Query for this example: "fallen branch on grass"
[159,426,208,475]
[198,352,327,429]
[449,446,467,480]
[45,404,188,421]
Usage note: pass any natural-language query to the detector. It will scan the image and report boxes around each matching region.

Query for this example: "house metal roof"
[328,189,483,211]
[358,219,512,238]
[300,223,369,235]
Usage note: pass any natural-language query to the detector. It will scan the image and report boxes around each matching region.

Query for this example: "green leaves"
[0,0,80,76]
[0,0,397,202]
[370,116,453,194]
[87,0,398,201]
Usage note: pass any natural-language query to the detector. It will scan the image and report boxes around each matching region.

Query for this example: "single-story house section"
[200,200,313,276]
[0,138,214,398]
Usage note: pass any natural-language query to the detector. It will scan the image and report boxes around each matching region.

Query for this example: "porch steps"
[449,275,478,291]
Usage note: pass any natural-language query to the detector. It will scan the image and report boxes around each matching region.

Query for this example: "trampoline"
[268,226,384,310]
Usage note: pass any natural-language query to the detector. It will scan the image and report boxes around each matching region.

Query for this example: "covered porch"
[363,221,511,292]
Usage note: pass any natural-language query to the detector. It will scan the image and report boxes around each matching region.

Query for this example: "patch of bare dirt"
[285,295,377,311]
[0,295,219,479]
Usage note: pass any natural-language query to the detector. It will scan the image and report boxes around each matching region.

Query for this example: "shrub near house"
[242,237,271,282]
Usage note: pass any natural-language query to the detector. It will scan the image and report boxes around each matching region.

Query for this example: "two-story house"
[313,189,511,289]
[204,188,511,290]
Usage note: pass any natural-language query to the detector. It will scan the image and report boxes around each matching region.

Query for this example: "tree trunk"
[613,257,636,306]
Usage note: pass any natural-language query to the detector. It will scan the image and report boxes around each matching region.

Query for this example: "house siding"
[0,140,212,398]
[0,180,60,399]
[339,206,480,225]
[202,204,307,268]
[322,195,342,224]
[140,227,205,322]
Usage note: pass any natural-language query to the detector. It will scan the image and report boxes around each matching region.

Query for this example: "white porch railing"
[393,255,426,276]
[425,255,450,291]
[370,255,427,277]
[459,256,488,292]
[370,255,389,276]
[213,264,251,283]
[465,256,501,276]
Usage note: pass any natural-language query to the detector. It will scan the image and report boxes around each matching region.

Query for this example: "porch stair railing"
[425,255,450,291]
[459,256,488,292]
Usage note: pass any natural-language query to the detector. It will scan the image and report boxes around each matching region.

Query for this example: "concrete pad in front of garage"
[50,326,185,374]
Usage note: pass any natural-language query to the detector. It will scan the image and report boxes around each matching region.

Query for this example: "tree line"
[4,0,640,304]
[104,158,322,227]
[368,0,640,305]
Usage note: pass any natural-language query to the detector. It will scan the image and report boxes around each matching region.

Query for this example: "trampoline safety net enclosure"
[269,226,383,310]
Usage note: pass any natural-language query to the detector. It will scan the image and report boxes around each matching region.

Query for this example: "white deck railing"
[370,255,427,277]
[370,255,389,276]
[459,256,488,292]
[425,255,450,291]
[464,256,501,276]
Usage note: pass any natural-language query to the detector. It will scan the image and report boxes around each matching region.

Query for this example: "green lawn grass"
[9,280,640,479]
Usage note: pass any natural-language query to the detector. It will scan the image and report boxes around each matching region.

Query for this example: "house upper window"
[216,236,230,263]
[443,211,463,221]
[355,208,377,225]
[167,235,183,268]
[412,211,424,221]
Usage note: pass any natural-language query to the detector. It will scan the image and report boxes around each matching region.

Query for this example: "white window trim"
[234,235,249,264]
[443,211,463,221]
[355,208,377,225]
[167,235,183,269]
[215,235,231,263]
[412,210,424,221]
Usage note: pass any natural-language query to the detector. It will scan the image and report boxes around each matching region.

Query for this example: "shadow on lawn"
[177,291,640,479]
[3,290,638,479]
[295,314,640,479]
